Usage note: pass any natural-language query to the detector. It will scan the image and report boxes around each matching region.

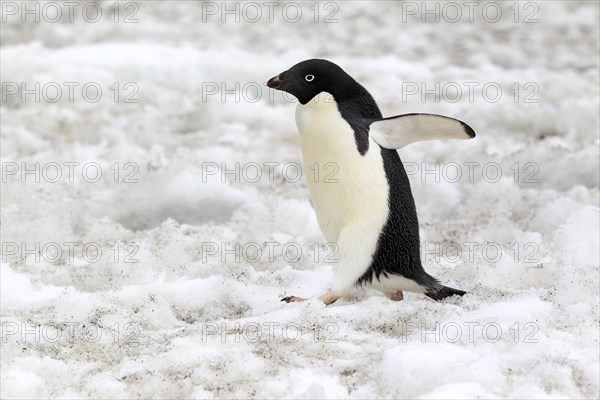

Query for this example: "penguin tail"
[425,285,466,301]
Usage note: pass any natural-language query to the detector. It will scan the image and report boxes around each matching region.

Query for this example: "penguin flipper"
[425,285,467,301]
[368,113,476,149]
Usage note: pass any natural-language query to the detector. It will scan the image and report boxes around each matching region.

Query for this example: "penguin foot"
[281,292,339,305]
[281,296,307,303]
[390,291,404,301]
[318,292,339,305]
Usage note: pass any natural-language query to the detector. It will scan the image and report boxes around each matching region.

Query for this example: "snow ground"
[0,1,599,398]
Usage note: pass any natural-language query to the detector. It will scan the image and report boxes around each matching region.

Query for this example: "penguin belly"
[295,93,390,295]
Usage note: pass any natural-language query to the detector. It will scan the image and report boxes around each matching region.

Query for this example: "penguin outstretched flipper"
[368,113,476,149]
[425,285,467,301]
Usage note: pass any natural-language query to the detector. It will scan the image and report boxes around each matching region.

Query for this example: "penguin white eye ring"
[266,59,476,305]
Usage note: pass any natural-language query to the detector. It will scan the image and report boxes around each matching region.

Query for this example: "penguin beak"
[266,75,284,90]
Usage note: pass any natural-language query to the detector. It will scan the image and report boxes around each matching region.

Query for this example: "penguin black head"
[267,59,364,105]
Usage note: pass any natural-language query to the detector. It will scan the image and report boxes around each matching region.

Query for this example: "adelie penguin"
[267,59,475,305]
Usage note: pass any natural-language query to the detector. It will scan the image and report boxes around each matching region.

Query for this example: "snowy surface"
[1,1,599,398]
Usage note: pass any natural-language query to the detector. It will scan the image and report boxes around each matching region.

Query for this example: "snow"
[1,1,599,398]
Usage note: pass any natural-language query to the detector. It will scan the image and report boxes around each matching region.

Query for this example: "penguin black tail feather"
[425,286,466,301]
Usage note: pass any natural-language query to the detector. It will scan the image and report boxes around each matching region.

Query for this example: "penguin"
[266,59,475,305]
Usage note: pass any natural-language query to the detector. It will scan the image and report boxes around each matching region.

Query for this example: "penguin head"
[267,59,358,105]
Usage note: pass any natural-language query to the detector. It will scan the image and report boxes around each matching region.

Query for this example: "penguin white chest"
[295,93,390,243]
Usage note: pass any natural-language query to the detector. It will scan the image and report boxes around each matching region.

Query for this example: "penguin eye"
[304,74,315,82]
